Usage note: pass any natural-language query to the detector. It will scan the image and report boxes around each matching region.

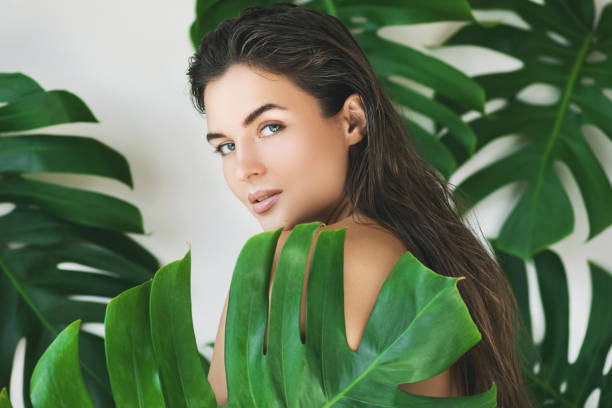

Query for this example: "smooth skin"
[203,63,461,405]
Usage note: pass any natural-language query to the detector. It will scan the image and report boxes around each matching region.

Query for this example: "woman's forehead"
[204,64,319,127]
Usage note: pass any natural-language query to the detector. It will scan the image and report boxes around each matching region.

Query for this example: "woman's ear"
[341,93,367,146]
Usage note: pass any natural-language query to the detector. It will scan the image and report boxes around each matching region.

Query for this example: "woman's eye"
[212,124,284,157]
[214,142,235,156]
[261,123,284,137]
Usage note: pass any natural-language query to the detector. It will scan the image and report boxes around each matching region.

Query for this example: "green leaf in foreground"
[29,320,94,408]
[149,250,216,407]
[224,221,497,407]
[105,280,166,407]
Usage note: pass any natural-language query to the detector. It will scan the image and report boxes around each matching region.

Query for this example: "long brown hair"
[187,3,531,406]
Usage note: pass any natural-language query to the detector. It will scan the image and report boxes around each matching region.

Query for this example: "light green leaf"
[0,387,13,408]
[105,280,166,407]
[29,320,95,408]
[149,250,217,407]
[224,222,495,406]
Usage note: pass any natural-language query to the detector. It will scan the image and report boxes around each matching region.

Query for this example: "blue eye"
[261,123,283,137]
[212,123,284,156]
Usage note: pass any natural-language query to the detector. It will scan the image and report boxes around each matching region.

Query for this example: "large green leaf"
[105,280,166,407]
[224,221,496,406]
[493,241,612,407]
[439,0,612,260]
[17,222,496,406]
[0,134,133,188]
[0,88,96,132]
[149,250,217,407]
[0,74,44,103]
[0,72,158,407]
[189,0,485,179]
[0,177,143,233]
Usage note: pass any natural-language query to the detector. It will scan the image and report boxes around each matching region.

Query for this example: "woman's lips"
[252,192,282,214]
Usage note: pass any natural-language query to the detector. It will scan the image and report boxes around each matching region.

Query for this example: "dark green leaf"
[0,73,44,103]
[0,90,97,133]
[0,207,158,271]
[0,176,144,233]
[443,2,612,259]
[0,135,133,188]
[492,241,612,406]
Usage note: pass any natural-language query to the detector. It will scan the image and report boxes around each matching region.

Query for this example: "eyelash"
[213,123,285,156]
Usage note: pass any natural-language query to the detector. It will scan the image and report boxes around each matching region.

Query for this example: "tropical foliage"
[494,241,612,407]
[437,2,612,404]
[190,1,612,407]
[0,73,158,407]
[1,222,497,407]
[440,0,612,261]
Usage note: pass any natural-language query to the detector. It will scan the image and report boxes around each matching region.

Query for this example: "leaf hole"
[472,9,531,30]
[537,55,564,65]
[546,31,572,47]
[57,262,119,277]
[581,77,595,86]
[7,242,27,249]
[584,388,600,408]
[0,202,16,217]
[559,380,567,393]
[569,103,582,113]
[9,337,26,408]
[585,50,607,63]
[526,261,545,344]
[603,345,612,375]
[517,82,561,105]
[533,362,541,374]
[67,295,112,304]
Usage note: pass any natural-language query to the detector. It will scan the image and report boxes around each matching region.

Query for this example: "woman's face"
[203,63,364,232]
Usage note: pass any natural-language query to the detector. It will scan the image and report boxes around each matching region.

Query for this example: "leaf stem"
[524,370,574,407]
[528,32,593,246]
[0,255,58,336]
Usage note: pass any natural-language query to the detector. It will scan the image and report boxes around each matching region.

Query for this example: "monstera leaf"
[438,0,612,260]
[493,241,612,407]
[0,73,159,407]
[5,222,498,407]
[190,0,487,179]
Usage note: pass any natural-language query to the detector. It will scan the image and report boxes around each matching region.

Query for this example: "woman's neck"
[323,193,377,228]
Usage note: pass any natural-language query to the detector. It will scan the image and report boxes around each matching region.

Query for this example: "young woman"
[187,3,530,407]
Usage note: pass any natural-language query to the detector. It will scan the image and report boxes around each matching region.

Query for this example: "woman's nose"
[235,142,265,181]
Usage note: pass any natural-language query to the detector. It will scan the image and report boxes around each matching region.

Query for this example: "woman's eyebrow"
[206,103,287,144]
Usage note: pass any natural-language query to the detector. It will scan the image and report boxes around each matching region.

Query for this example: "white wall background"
[1,0,611,406]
